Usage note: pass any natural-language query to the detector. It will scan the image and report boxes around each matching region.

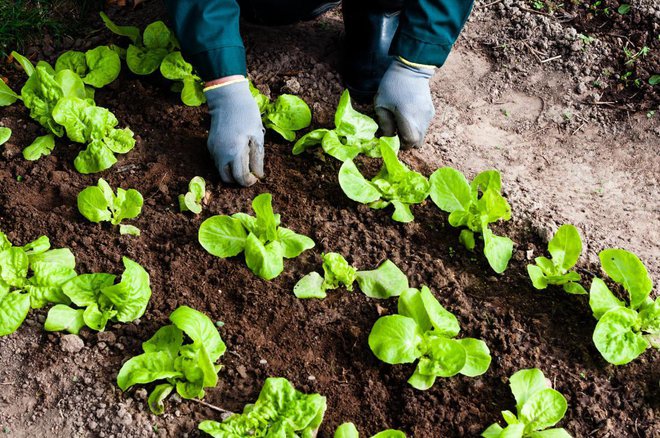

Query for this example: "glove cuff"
[203,76,248,93]
[391,58,435,80]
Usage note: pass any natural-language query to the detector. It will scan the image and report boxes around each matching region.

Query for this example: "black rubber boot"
[341,0,404,102]
[237,0,341,26]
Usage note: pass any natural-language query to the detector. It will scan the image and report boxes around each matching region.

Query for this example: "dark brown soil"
[0,2,658,438]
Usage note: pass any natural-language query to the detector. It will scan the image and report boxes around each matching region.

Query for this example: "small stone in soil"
[61,335,84,353]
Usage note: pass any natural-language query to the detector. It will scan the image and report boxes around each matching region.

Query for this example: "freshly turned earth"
[0,2,658,437]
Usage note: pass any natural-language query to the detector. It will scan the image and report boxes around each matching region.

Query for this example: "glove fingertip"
[375,107,397,137]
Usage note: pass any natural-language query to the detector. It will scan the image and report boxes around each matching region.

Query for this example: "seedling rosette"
[3,54,136,172]
[179,176,206,214]
[0,232,77,336]
[482,368,572,437]
[199,377,326,437]
[527,224,587,294]
[369,286,491,390]
[45,257,152,333]
[589,249,658,365]
[250,82,312,141]
[77,178,143,236]
[100,13,206,106]
[429,167,513,273]
[54,46,121,88]
[293,89,400,161]
[294,254,409,300]
[117,306,226,414]
[339,140,430,223]
[199,193,314,280]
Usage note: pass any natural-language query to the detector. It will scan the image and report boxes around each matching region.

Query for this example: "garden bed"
[0,2,658,437]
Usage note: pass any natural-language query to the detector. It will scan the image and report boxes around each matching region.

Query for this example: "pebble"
[97,331,116,345]
[61,334,84,353]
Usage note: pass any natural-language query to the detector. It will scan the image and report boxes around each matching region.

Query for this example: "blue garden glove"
[205,78,265,186]
[374,59,436,149]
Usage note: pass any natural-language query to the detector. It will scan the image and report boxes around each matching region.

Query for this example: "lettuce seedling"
[199,193,314,280]
[160,52,205,106]
[77,178,143,236]
[589,249,658,365]
[294,252,356,299]
[527,224,587,294]
[482,368,571,438]
[293,89,400,160]
[295,255,409,300]
[339,140,430,223]
[117,306,226,414]
[250,82,312,141]
[199,377,326,437]
[179,176,206,214]
[0,127,11,146]
[11,53,135,171]
[45,256,151,333]
[0,231,77,336]
[20,61,90,138]
[101,13,206,107]
[55,46,121,88]
[335,423,406,438]
[369,286,491,390]
[429,167,513,273]
[52,97,136,173]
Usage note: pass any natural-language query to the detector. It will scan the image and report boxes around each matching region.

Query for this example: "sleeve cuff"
[186,46,247,81]
[390,32,453,67]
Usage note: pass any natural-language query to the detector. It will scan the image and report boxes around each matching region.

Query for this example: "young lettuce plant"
[369,286,491,390]
[0,127,11,146]
[527,224,586,294]
[589,249,658,365]
[429,168,513,273]
[339,140,430,223]
[45,257,151,334]
[0,231,77,336]
[293,89,399,160]
[117,306,226,414]
[77,178,143,236]
[482,368,571,438]
[100,13,206,107]
[52,97,136,173]
[335,423,405,438]
[294,252,357,299]
[54,46,121,88]
[294,255,409,300]
[179,176,206,214]
[199,377,326,437]
[160,51,205,106]
[198,193,315,280]
[10,54,136,170]
[250,82,312,141]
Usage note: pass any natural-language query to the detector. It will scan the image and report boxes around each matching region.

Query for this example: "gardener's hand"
[205,77,265,186]
[374,59,436,149]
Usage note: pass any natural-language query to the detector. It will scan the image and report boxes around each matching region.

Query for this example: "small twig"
[190,398,233,415]
[0,382,13,385]
[479,0,504,8]
[571,121,587,136]
[523,42,544,63]
[540,55,562,63]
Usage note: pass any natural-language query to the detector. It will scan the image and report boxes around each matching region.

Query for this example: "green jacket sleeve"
[391,0,474,67]
[163,0,246,81]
